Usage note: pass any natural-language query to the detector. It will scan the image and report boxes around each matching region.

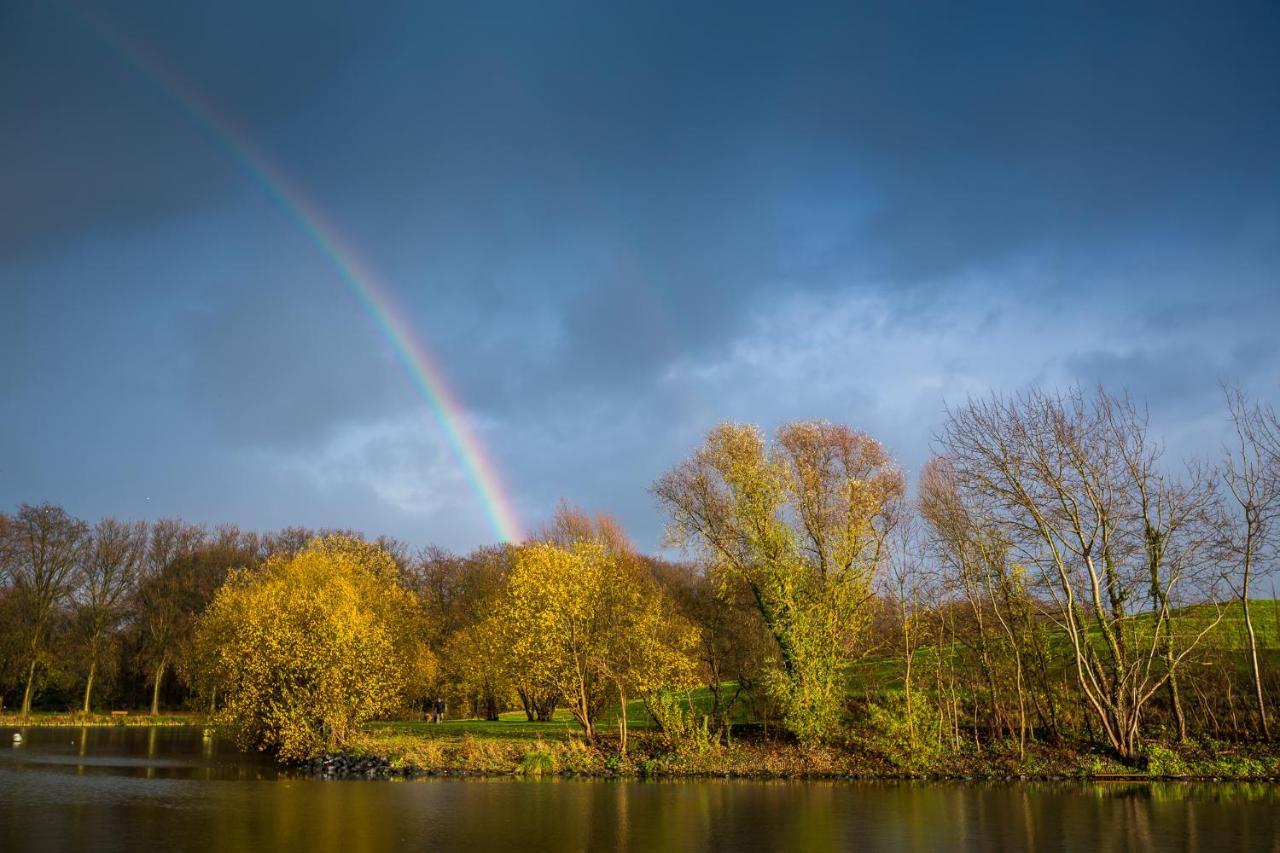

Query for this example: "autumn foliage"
[195,536,425,761]
[5,386,1279,771]
[501,539,699,751]
[656,421,904,743]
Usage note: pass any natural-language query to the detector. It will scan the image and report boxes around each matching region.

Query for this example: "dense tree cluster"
[885,388,1280,760]
[2,385,1278,764]
[0,513,277,714]
[196,536,425,760]
[656,422,904,742]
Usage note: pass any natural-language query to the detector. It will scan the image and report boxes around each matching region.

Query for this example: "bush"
[862,695,948,771]
[645,688,716,754]
[1142,743,1188,777]
[195,536,420,762]
[519,744,557,777]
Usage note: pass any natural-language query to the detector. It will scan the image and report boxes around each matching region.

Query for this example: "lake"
[2,726,1277,852]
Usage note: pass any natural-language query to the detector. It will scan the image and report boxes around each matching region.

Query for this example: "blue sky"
[3,0,1279,550]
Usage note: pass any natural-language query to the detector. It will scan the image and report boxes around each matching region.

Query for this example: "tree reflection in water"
[1,729,1277,852]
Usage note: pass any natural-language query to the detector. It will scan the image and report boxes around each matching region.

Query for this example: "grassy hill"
[370,599,1280,742]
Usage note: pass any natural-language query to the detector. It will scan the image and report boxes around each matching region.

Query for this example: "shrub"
[195,536,420,762]
[645,688,716,754]
[519,744,558,777]
[862,695,948,771]
[1142,743,1188,777]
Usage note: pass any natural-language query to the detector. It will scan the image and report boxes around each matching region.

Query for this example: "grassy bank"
[0,711,201,727]
[5,707,1277,780]
[354,711,1280,782]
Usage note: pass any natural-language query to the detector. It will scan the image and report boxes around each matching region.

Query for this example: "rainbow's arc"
[74,8,523,543]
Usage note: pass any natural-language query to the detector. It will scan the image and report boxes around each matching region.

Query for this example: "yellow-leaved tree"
[501,539,698,753]
[195,535,426,761]
[442,615,514,721]
[655,421,904,744]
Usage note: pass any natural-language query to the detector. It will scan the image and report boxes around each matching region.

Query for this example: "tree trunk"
[21,657,37,716]
[617,684,628,757]
[82,660,97,715]
[573,674,596,742]
[518,688,536,722]
[151,657,167,716]
[1011,649,1027,759]
[576,692,596,743]
[967,599,1003,738]
[1243,596,1270,739]
[1166,659,1187,742]
[903,626,914,748]
[1148,533,1188,743]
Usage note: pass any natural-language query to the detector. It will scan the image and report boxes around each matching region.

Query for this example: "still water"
[2,727,1278,852]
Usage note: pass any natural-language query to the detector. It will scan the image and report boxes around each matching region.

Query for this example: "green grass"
[847,598,1280,695]
[0,710,199,727]
[375,685,738,740]
[368,600,1280,743]
[1183,598,1280,650]
[383,712,580,740]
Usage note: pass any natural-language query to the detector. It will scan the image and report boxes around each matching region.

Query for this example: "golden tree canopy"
[196,535,424,761]
[501,540,698,742]
[655,420,903,743]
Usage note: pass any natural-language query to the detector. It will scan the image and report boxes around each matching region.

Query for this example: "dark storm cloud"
[3,0,1279,548]
[183,260,415,451]
[261,0,1280,413]
[0,0,367,259]
[1067,348,1237,416]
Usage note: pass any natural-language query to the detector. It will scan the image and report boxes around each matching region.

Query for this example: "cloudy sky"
[3,0,1278,551]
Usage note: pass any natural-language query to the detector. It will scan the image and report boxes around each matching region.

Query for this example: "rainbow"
[71,7,524,543]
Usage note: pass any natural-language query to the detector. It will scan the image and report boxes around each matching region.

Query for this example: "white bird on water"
[12,733,21,743]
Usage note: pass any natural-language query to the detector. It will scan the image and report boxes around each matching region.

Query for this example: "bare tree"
[77,518,148,713]
[939,388,1221,759]
[882,511,932,750]
[538,499,634,556]
[1103,395,1220,742]
[2,504,87,714]
[135,519,207,715]
[1221,387,1280,739]
[920,456,1030,755]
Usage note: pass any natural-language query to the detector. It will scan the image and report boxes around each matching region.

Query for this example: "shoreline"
[1,713,201,727]
[6,715,1279,783]
[345,726,1280,784]
[302,758,1280,784]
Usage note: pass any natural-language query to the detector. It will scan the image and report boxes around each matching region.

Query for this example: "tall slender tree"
[656,421,904,743]
[135,519,206,715]
[77,518,147,713]
[1221,388,1280,739]
[2,504,87,714]
[939,388,1221,758]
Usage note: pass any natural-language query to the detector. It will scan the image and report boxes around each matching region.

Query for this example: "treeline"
[2,384,1279,765]
[652,387,1280,760]
[903,387,1280,758]
[0,517,398,714]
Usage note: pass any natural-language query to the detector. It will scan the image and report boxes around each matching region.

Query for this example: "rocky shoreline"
[298,751,1280,783]
[300,753,517,780]
[302,753,412,779]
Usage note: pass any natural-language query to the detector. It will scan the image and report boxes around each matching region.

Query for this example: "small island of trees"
[2,384,1279,779]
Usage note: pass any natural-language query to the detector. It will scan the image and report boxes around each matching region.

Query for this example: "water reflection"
[1,728,1277,852]
[0,726,278,781]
